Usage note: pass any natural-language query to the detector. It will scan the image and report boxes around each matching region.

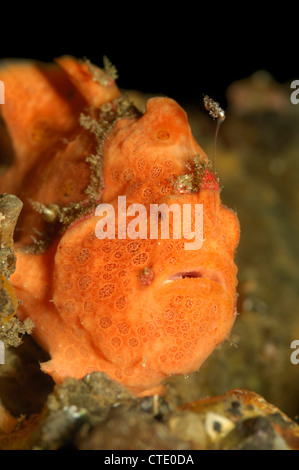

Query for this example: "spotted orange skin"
[0,56,239,395]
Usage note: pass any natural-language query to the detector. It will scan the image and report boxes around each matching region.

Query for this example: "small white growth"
[63,405,85,419]
[205,412,235,441]
[153,394,159,416]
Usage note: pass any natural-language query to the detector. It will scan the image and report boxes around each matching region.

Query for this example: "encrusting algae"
[0,56,240,396]
[0,194,33,347]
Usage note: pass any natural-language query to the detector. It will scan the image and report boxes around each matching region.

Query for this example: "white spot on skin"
[142,356,147,368]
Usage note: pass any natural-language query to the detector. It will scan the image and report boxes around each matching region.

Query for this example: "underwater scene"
[0,24,298,451]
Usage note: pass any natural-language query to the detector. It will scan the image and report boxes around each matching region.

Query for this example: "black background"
[1,6,296,107]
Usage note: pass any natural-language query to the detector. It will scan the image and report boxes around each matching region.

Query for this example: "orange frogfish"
[0,56,240,396]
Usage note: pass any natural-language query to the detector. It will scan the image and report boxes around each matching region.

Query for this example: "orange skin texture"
[0,56,240,396]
